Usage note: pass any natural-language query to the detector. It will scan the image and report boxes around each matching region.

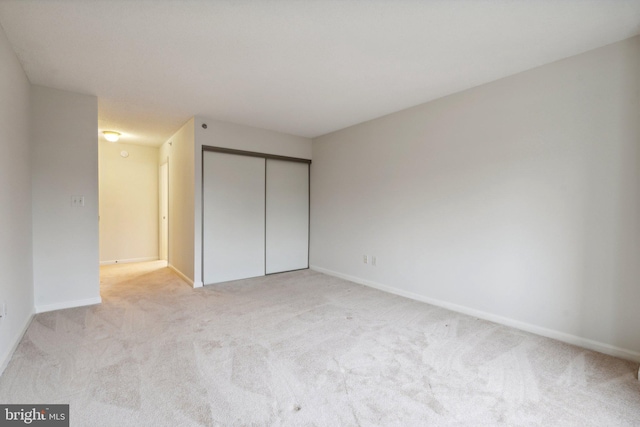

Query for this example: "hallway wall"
[0,18,33,373]
[99,141,159,264]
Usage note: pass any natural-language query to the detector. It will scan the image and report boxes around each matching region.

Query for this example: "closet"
[202,147,310,285]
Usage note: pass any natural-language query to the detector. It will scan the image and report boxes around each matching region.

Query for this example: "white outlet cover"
[71,196,85,207]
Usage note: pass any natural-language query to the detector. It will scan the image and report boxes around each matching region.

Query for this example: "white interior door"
[159,162,168,261]
[266,159,309,274]
[203,151,265,284]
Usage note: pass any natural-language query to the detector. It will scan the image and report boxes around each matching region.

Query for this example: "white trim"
[100,256,158,265]
[0,311,34,376]
[310,265,640,363]
[168,264,197,288]
[35,297,102,314]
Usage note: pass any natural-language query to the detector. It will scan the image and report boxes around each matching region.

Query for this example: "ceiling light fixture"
[103,131,121,142]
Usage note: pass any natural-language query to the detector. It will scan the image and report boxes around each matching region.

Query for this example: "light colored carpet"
[1,261,639,426]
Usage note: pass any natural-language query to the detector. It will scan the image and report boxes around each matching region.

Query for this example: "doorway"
[159,161,169,262]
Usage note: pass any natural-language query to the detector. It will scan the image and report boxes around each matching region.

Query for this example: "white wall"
[0,22,33,372]
[31,85,100,313]
[159,119,195,285]
[99,141,159,264]
[311,36,640,360]
[194,116,312,287]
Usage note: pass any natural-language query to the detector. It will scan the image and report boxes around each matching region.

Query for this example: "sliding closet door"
[203,151,265,284]
[266,159,309,274]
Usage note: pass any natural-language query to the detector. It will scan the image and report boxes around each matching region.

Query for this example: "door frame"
[159,160,169,263]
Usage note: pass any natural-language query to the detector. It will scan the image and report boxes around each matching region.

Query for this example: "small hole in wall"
[202,123,208,129]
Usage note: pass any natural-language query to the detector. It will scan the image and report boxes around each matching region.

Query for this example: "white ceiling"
[0,1,639,146]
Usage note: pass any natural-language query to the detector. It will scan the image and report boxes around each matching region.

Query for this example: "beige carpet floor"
[1,261,639,426]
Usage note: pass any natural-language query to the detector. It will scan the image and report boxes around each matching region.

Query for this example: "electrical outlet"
[363,255,368,264]
[372,256,377,267]
[71,196,85,207]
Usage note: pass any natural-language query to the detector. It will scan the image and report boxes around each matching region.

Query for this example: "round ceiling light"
[103,131,121,142]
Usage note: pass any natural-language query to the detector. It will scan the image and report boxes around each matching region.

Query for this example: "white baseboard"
[35,296,102,314]
[168,264,197,288]
[100,256,159,265]
[0,310,35,376]
[310,265,640,363]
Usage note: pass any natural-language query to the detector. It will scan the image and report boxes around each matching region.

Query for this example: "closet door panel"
[266,159,309,274]
[203,152,265,284]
